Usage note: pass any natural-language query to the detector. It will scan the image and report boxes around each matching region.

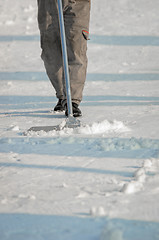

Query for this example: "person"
[37,0,91,117]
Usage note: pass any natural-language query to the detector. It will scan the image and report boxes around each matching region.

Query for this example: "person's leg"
[37,0,91,114]
[41,27,64,101]
[63,0,91,105]
[37,0,64,101]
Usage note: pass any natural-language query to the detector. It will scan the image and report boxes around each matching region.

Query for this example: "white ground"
[0,0,159,239]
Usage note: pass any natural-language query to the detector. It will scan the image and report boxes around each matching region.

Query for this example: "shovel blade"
[26,116,81,134]
[27,125,61,132]
[65,115,81,128]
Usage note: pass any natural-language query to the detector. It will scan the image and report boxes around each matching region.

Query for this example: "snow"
[25,119,130,136]
[0,0,159,239]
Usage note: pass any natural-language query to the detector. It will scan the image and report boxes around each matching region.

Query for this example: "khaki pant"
[37,0,91,105]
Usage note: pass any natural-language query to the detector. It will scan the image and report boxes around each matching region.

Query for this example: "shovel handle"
[57,0,73,116]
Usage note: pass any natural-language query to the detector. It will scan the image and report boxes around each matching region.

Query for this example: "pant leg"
[37,0,91,103]
[64,0,91,104]
[41,24,64,100]
[38,0,64,100]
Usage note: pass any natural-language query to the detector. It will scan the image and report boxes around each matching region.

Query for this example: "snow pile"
[77,120,130,135]
[26,119,130,136]
[121,159,153,194]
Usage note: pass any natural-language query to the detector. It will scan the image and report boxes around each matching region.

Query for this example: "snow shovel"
[27,0,80,133]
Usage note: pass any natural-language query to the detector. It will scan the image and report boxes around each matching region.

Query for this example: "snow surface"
[0,0,159,239]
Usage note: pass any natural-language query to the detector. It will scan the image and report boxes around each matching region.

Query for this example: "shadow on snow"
[0,213,159,240]
[0,34,159,46]
[1,71,159,81]
[0,95,159,112]
[0,137,158,160]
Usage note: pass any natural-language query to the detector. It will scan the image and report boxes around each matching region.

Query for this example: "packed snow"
[0,0,159,239]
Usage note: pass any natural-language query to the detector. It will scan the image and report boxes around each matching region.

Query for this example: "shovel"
[27,0,80,133]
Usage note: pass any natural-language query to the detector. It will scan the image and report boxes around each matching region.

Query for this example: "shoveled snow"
[77,119,130,135]
[25,119,130,136]
[0,0,159,239]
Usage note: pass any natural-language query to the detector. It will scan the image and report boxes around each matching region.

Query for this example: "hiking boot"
[54,99,65,112]
[65,102,82,117]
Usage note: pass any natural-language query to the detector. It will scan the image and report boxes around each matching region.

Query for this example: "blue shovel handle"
[57,0,73,116]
